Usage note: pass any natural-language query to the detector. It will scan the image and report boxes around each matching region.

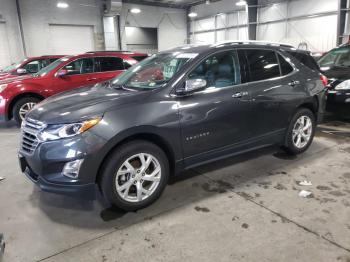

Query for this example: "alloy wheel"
[292,115,312,149]
[115,153,162,203]
[19,102,37,120]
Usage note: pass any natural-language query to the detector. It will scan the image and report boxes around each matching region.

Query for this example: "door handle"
[288,80,300,87]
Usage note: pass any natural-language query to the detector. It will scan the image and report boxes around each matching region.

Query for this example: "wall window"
[244,49,280,82]
[97,57,124,72]
[63,58,94,75]
[188,50,240,88]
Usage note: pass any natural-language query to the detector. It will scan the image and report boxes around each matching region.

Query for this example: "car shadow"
[31,144,307,229]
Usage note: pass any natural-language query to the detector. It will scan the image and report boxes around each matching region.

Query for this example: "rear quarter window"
[287,51,319,71]
[132,55,148,62]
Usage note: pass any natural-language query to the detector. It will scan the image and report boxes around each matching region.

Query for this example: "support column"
[337,0,348,45]
[247,0,258,40]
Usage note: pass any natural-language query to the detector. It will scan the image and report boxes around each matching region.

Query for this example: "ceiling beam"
[121,0,189,9]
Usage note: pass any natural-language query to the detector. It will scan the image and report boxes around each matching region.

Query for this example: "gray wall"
[0,0,25,63]
[19,0,105,56]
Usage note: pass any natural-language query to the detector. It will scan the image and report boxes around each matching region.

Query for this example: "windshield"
[318,46,350,68]
[35,57,71,77]
[0,59,25,73]
[111,52,198,90]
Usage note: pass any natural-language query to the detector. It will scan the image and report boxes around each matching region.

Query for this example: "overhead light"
[130,8,141,14]
[236,0,247,6]
[188,12,198,18]
[206,0,210,4]
[57,1,69,8]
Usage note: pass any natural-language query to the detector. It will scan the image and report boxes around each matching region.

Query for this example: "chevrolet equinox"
[19,42,327,211]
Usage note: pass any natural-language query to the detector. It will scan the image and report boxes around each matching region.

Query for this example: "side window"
[188,50,240,88]
[278,54,294,75]
[23,60,41,73]
[123,61,132,69]
[98,57,124,72]
[63,58,94,75]
[287,51,319,71]
[245,49,280,82]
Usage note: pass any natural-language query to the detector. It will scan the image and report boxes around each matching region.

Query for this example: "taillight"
[320,74,328,87]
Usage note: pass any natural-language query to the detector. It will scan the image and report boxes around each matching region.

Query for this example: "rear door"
[52,58,97,93]
[95,56,126,80]
[237,48,298,139]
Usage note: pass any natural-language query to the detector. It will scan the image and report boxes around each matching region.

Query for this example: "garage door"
[48,24,95,55]
[0,23,11,69]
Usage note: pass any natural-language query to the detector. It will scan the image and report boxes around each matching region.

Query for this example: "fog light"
[62,159,84,179]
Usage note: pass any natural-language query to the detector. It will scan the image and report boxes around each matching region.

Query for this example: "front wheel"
[13,97,41,126]
[283,108,316,155]
[100,140,169,211]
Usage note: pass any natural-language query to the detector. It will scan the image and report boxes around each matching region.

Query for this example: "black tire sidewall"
[100,140,169,211]
[13,97,41,126]
[285,108,316,155]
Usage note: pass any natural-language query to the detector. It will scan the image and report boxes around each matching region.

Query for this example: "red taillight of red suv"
[320,74,328,87]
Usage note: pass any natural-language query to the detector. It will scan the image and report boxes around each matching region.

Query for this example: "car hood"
[27,82,150,124]
[0,74,35,85]
[321,66,350,81]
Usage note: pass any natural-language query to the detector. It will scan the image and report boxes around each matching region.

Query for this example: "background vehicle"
[0,56,63,81]
[318,44,350,114]
[0,51,148,125]
[19,42,326,211]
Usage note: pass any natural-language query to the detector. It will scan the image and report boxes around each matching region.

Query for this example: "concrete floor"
[0,117,350,262]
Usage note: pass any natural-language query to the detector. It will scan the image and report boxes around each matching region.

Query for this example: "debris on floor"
[298,180,312,186]
[298,190,313,198]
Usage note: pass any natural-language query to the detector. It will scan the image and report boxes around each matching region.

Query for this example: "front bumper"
[18,130,108,199]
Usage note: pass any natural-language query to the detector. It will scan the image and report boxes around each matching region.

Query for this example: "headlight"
[0,84,7,93]
[37,117,102,141]
[335,80,350,90]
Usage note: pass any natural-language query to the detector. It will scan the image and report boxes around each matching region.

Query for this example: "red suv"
[0,55,63,81]
[0,51,148,125]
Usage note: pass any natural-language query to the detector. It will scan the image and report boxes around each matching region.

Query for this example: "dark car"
[318,44,350,112]
[18,42,327,211]
[0,55,63,80]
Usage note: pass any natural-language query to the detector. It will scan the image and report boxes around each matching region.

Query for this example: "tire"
[100,140,170,211]
[13,97,41,126]
[283,108,316,155]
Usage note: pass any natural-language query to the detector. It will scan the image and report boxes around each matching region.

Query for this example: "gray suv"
[18,42,327,211]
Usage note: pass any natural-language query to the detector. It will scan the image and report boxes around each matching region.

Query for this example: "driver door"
[177,50,253,166]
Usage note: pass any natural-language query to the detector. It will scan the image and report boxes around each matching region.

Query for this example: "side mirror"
[57,69,68,77]
[177,79,207,95]
[16,68,27,75]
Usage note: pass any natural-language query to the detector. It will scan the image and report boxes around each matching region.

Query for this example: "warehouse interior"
[0,0,350,261]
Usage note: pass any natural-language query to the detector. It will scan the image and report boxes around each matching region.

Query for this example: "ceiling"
[121,0,222,8]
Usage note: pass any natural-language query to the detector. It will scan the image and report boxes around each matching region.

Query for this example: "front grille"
[20,118,46,155]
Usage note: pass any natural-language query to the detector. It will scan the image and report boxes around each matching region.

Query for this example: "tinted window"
[132,55,148,62]
[278,54,294,75]
[287,51,319,71]
[98,57,124,72]
[245,49,280,82]
[188,50,240,88]
[63,58,94,75]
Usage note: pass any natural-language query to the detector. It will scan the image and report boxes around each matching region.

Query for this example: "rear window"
[244,49,280,82]
[132,55,148,62]
[287,51,319,71]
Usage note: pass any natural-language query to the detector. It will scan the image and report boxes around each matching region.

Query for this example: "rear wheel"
[13,97,41,126]
[283,108,316,155]
[100,140,169,211]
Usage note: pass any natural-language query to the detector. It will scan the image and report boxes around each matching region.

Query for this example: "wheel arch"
[7,92,45,120]
[95,132,177,185]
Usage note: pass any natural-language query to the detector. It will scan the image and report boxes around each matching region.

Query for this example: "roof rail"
[211,40,295,48]
[85,50,134,54]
